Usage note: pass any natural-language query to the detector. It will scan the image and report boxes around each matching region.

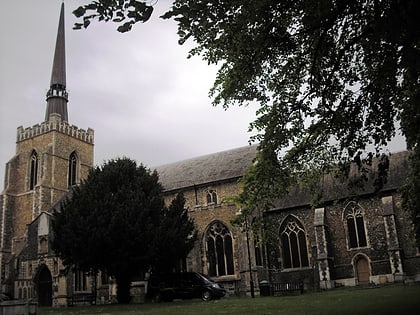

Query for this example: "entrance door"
[37,266,53,306]
[356,257,370,284]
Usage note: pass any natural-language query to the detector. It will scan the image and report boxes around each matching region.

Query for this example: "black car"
[147,272,226,302]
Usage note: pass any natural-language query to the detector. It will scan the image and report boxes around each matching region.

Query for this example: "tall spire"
[45,2,68,122]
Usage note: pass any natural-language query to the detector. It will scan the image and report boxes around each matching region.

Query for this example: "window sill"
[347,246,370,251]
[280,266,312,272]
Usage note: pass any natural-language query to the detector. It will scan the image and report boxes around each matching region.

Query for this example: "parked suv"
[147,272,226,302]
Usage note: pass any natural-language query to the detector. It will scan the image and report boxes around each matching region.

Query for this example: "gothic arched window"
[206,190,218,205]
[68,151,78,187]
[344,202,367,249]
[206,221,234,276]
[280,216,309,269]
[29,150,39,190]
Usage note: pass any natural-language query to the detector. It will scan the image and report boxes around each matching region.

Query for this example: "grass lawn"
[38,284,420,315]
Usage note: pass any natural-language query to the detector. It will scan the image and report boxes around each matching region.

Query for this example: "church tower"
[0,3,94,296]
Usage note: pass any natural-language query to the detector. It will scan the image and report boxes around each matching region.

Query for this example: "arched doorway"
[355,256,370,284]
[35,265,53,306]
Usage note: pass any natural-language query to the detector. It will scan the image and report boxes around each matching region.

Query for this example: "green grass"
[39,284,420,315]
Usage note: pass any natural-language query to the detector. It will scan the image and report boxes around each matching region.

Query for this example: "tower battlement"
[17,113,94,144]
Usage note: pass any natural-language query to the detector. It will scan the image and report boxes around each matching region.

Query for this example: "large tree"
[73,0,420,241]
[152,193,197,272]
[52,158,196,303]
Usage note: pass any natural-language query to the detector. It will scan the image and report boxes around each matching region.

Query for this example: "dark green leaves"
[152,193,197,272]
[72,0,420,242]
[52,158,197,298]
[52,158,163,274]
[164,0,418,211]
[73,0,154,32]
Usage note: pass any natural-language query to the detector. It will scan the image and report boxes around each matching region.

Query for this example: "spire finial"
[45,2,68,122]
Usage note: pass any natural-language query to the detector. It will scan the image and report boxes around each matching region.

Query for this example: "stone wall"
[263,190,420,289]
[162,179,249,293]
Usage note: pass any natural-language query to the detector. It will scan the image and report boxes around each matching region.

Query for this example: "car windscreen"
[197,273,215,284]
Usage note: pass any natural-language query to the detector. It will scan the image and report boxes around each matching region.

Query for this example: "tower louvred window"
[29,150,39,190]
[68,152,78,187]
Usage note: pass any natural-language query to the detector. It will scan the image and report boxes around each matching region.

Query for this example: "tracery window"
[344,202,367,248]
[206,221,234,276]
[68,151,78,187]
[280,216,309,269]
[206,190,218,205]
[29,150,39,190]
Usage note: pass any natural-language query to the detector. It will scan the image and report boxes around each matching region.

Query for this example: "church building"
[156,147,420,295]
[1,3,419,308]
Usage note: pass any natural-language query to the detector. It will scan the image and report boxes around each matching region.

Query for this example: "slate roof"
[156,145,409,208]
[156,145,258,192]
[50,3,66,88]
[49,147,409,210]
[272,150,409,210]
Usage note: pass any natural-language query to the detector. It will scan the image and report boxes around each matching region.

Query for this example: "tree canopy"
[152,193,197,272]
[52,158,196,303]
[73,0,154,32]
[73,0,420,241]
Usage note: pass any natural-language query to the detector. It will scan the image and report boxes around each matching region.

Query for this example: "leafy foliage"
[153,193,197,272]
[162,0,420,240]
[73,0,154,32]
[52,158,196,303]
[402,147,420,247]
[73,1,420,240]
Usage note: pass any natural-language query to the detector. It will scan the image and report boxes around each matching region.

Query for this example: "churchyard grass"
[38,284,420,315]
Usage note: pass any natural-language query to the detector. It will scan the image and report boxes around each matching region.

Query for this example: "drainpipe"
[245,217,255,298]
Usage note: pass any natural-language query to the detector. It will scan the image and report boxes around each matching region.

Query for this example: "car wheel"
[201,290,212,301]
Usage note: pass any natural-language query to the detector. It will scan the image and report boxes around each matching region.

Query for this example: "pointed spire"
[45,2,68,122]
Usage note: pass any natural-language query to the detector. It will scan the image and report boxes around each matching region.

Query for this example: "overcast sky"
[0,0,259,188]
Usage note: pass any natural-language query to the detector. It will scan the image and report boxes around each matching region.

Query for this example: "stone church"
[156,147,420,295]
[1,3,419,308]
